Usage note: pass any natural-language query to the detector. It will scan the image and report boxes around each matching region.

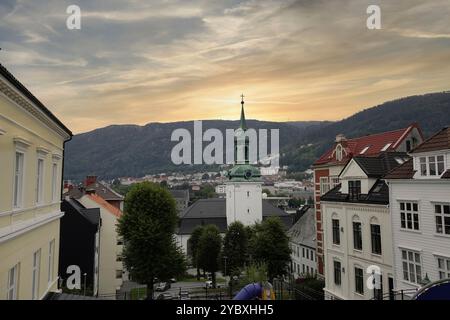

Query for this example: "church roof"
[178,198,293,234]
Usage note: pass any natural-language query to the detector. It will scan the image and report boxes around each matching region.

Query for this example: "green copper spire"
[240,94,247,130]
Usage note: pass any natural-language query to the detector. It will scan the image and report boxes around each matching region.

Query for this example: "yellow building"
[0,64,72,300]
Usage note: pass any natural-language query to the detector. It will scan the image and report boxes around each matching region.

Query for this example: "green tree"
[117,182,186,299]
[222,222,248,276]
[252,217,291,282]
[197,225,222,287]
[188,225,205,280]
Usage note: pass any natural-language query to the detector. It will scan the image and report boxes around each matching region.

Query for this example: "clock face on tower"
[244,169,252,179]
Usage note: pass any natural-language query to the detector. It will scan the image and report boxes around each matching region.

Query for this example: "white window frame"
[48,240,55,284]
[399,201,420,231]
[401,249,422,284]
[36,157,45,204]
[434,203,450,236]
[335,145,343,161]
[51,162,58,202]
[320,177,330,195]
[419,155,446,177]
[7,264,19,300]
[32,249,41,300]
[330,176,340,189]
[436,256,450,280]
[13,151,25,209]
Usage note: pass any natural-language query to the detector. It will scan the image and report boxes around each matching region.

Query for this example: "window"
[320,177,330,195]
[311,250,314,261]
[302,247,305,258]
[348,180,361,200]
[355,267,364,294]
[51,163,58,201]
[406,140,411,152]
[7,264,19,300]
[32,249,41,300]
[360,146,369,154]
[371,224,382,255]
[400,202,419,230]
[420,157,427,175]
[420,155,445,176]
[13,152,25,208]
[401,249,422,284]
[335,145,343,161]
[332,219,340,245]
[116,270,123,279]
[330,176,340,188]
[353,222,362,250]
[247,191,250,197]
[302,264,305,273]
[435,204,450,235]
[48,240,55,284]
[437,257,450,280]
[36,158,44,204]
[306,249,309,260]
[334,261,341,285]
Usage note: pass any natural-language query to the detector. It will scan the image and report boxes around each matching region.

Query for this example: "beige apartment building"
[0,64,72,299]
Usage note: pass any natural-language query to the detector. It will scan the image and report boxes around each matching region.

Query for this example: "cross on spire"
[239,94,247,130]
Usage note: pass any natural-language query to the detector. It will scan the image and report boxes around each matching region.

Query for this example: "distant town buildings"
[0,64,72,300]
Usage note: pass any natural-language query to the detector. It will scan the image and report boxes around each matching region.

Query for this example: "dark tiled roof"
[353,152,409,177]
[0,64,72,136]
[178,198,293,234]
[383,158,416,179]
[85,181,124,201]
[410,127,450,153]
[321,180,389,205]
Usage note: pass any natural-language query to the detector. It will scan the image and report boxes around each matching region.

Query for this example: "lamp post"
[223,256,228,277]
[83,273,87,296]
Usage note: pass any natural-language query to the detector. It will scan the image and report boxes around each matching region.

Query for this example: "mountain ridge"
[64,91,450,180]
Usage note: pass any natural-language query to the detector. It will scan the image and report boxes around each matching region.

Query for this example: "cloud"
[0,0,449,133]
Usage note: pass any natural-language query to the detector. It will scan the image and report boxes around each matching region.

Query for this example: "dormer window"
[336,145,343,161]
[348,180,361,200]
[419,155,445,176]
[360,146,369,154]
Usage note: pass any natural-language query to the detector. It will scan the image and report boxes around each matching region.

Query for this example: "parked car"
[170,278,177,283]
[205,280,213,289]
[179,291,190,300]
[156,293,173,300]
[155,282,171,292]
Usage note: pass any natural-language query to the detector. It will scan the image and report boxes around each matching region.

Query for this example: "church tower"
[225,95,263,226]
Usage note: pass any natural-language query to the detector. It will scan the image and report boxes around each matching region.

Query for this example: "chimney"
[85,175,97,187]
[335,134,347,143]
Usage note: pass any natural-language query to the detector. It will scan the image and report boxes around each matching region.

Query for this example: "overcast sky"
[1,0,449,133]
